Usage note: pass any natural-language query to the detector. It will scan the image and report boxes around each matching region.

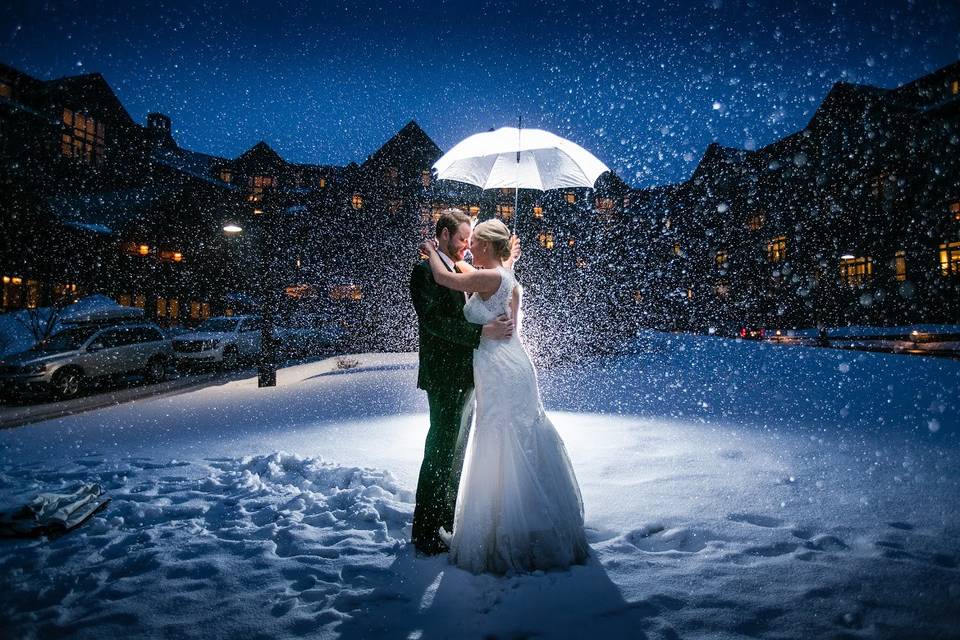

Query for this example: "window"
[0,80,11,98]
[715,282,730,297]
[673,243,681,256]
[687,288,694,300]
[385,166,399,186]
[467,205,480,218]
[747,212,764,231]
[219,169,232,183]
[949,201,960,221]
[894,250,907,282]
[190,301,202,319]
[496,204,514,220]
[351,193,363,210]
[319,176,327,189]
[421,169,432,188]
[247,175,274,202]
[156,298,167,318]
[664,218,671,229]
[53,283,80,303]
[577,258,588,269]
[538,232,554,250]
[633,290,643,303]
[532,206,543,219]
[595,197,614,211]
[564,192,577,204]
[952,79,959,95]
[159,250,183,263]
[168,299,180,320]
[330,284,362,301]
[839,256,874,287]
[939,241,960,276]
[61,108,106,165]
[767,236,787,263]
[715,250,728,269]
[134,294,145,309]
[2,275,22,309]
[388,199,403,214]
[567,238,575,247]
[118,294,132,307]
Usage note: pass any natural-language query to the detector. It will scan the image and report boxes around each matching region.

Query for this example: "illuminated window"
[351,193,363,210]
[766,236,787,263]
[190,301,201,319]
[839,256,874,287]
[894,250,907,282]
[421,169,432,187]
[952,79,959,95]
[2,275,23,309]
[202,303,210,319]
[26,280,39,309]
[633,290,643,303]
[687,288,694,300]
[595,197,614,211]
[123,242,151,257]
[532,206,543,219]
[564,191,576,204]
[496,204,514,220]
[388,199,403,214]
[247,175,274,202]
[61,108,106,165]
[939,241,960,276]
[538,232,554,250]
[219,169,232,183]
[747,212,764,231]
[319,176,327,188]
[567,238,575,247]
[715,250,728,269]
[385,166,399,186]
[53,283,80,303]
[133,294,145,309]
[673,243,681,256]
[156,298,167,318]
[0,81,11,98]
[949,201,960,221]
[159,250,183,263]
[118,294,132,307]
[330,284,362,301]
[168,298,180,320]
[577,258,588,269]
[467,205,480,218]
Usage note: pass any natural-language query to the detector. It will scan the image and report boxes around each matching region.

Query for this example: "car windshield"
[197,318,238,333]
[36,326,100,352]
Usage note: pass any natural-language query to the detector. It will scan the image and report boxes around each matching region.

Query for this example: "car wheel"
[144,357,167,384]
[51,367,84,400]
[221,347,238,370]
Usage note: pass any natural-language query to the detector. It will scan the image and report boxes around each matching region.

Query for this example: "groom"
[409,209,514,555]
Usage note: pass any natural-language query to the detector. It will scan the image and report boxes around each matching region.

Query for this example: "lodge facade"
[0,60,957,353]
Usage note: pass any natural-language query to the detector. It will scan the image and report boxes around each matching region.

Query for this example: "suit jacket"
[410,258,482,393]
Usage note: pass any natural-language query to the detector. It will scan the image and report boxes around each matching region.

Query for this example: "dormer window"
[351,194,364,210]
[496,204,514,220]
[319,176,327,189]
[61,108,106,165]
[533,206,544,219]
[715,250,728,269]
[219,169,232,184]
[747,212,764,231]
[538,232,554,250]
[595,197,614,211]
[385,166,399,186]
[564,192,577,204]
[949,201,960,221]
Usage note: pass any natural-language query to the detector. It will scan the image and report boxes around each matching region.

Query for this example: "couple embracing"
[409,209,589,575]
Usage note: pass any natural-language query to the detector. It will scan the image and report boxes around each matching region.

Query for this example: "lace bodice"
[463,266,517,325]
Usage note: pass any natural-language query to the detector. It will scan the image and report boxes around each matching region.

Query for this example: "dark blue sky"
[2,1,957,187]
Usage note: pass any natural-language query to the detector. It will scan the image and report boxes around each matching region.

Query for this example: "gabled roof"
[152,146,234,188]
[40,71,136,126]
[689,143,752,183]
[362,120,441,169]
[806,81,889,131]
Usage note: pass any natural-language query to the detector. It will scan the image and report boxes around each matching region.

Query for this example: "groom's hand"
[482,314,514,340]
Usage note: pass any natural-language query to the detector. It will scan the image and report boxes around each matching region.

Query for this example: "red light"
[740,328,746,337]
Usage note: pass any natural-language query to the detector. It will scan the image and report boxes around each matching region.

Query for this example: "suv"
[0,322,172,400]
[172,315,262,370]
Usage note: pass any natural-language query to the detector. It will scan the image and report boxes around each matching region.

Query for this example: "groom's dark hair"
[435,209,471,239]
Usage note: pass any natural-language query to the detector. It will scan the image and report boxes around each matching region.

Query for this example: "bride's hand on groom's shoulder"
[419,239,437,257]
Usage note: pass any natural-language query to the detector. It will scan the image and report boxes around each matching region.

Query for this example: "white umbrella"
[433,123,609,231]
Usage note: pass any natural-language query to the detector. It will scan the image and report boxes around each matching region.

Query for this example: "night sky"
[1,1,957,187]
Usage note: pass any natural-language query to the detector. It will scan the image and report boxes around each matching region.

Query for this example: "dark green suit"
[409,258,482,553]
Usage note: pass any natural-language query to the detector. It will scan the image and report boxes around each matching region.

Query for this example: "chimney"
[146,112,175,148]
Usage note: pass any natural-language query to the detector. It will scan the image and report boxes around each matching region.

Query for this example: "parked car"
[172,315,262,370]
[739,326,766,340]
[0,322,172,400]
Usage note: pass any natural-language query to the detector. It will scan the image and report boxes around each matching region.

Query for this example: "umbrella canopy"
[433,127,609,191]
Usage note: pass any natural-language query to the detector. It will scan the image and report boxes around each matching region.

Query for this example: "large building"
[1,59,957,357]
[623,61,960,333]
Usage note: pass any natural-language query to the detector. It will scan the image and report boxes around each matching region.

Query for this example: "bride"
[419,219,589,575]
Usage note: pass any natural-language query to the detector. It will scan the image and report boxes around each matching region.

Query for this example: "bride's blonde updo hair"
[472,219,512,261]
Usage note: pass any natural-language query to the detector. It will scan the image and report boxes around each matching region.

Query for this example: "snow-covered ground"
[0,334,958,639]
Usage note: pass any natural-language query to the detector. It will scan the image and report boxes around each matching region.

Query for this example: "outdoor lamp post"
[222,220,278,388]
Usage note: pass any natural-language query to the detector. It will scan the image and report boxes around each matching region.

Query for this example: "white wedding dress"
[449,266,589,574]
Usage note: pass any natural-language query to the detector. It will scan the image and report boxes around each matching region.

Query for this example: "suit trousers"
[411,385,474,552]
